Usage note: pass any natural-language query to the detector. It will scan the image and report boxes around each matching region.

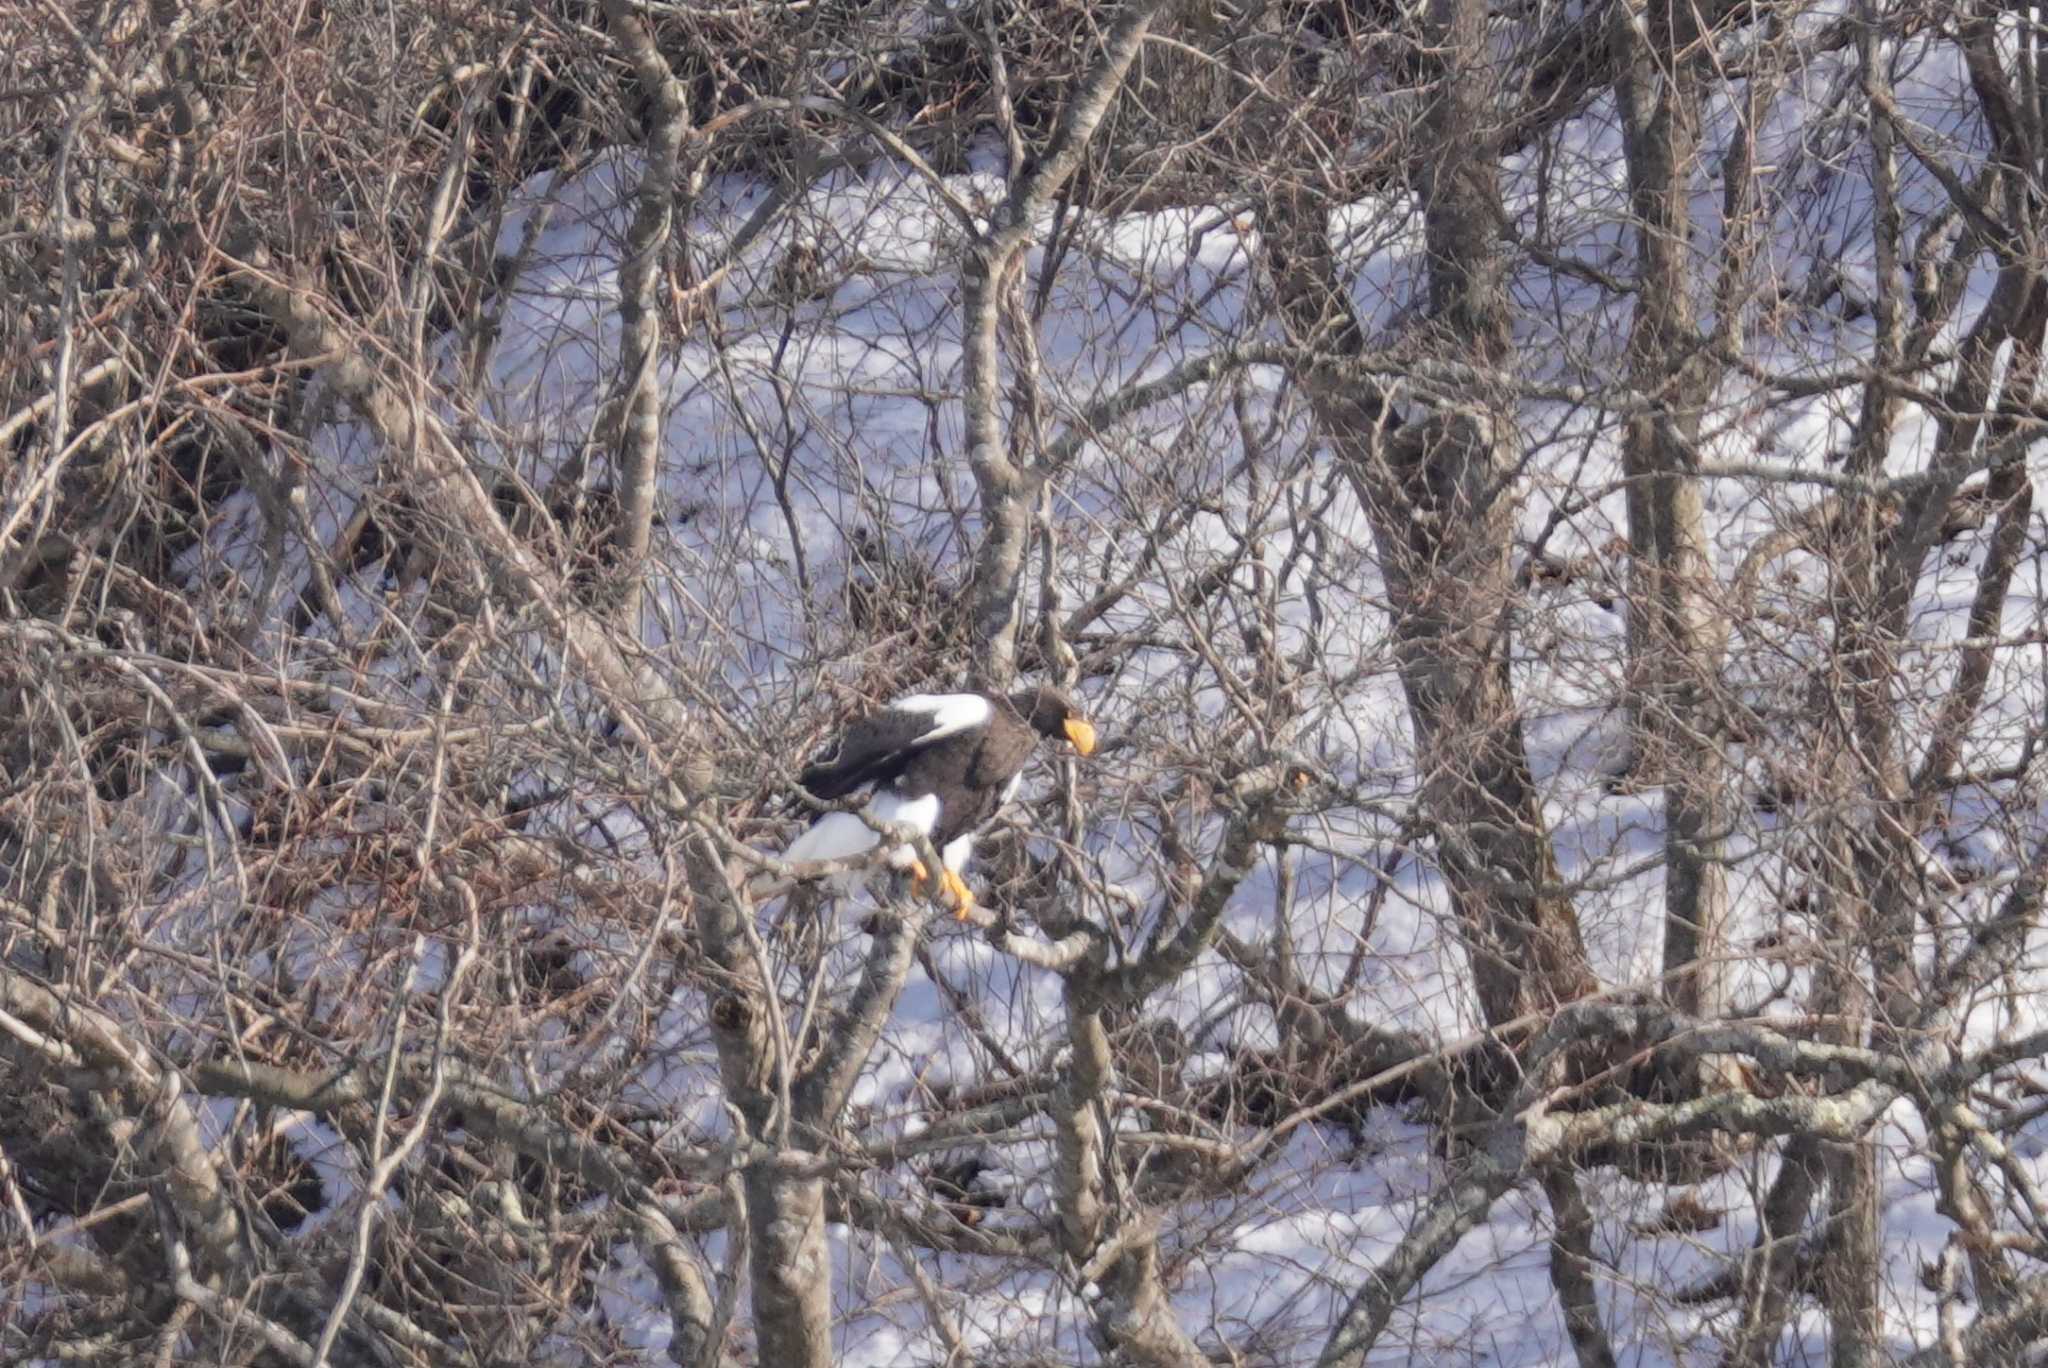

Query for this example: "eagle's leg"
[905,860,975,918]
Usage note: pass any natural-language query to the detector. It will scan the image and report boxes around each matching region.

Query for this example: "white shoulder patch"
[890,692,993,745]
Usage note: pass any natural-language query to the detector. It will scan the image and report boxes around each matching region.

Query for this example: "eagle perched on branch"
[774,686,1097,918]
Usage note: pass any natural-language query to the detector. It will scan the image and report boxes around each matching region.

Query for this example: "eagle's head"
[1010,685,1097,757]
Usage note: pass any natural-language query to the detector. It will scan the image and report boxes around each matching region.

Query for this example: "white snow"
[116,23,2048,1364]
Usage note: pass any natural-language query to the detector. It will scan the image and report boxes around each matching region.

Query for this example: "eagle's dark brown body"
[777,685,1095,915]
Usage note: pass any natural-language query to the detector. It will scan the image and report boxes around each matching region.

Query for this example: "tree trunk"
[1262,0,1593,1029]
[743,1169,832,1367]
[1612,0,1734,1021]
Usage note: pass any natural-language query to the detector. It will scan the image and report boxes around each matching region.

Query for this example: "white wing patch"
[889,692,992,747]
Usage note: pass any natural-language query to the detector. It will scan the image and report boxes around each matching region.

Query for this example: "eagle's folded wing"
[797,693,994,799]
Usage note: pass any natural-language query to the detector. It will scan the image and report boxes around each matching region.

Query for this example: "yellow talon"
[940,868,975,920]
[905,860,973,917]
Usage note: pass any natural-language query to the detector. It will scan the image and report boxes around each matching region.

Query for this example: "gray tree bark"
[1610,0,1740,1022]
[600,0,693,607]
[960,0,1166,682]
[1261,0,1594,1029]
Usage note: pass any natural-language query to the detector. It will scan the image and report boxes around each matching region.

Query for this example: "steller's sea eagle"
[773,685,1096,917]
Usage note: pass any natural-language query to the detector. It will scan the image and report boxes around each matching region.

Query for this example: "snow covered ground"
[159,27,2048,1361]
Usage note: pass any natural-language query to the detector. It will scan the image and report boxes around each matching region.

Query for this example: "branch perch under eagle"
[765,686,1096,918]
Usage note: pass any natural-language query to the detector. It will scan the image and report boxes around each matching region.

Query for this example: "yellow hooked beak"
[1063,717,1097,757]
